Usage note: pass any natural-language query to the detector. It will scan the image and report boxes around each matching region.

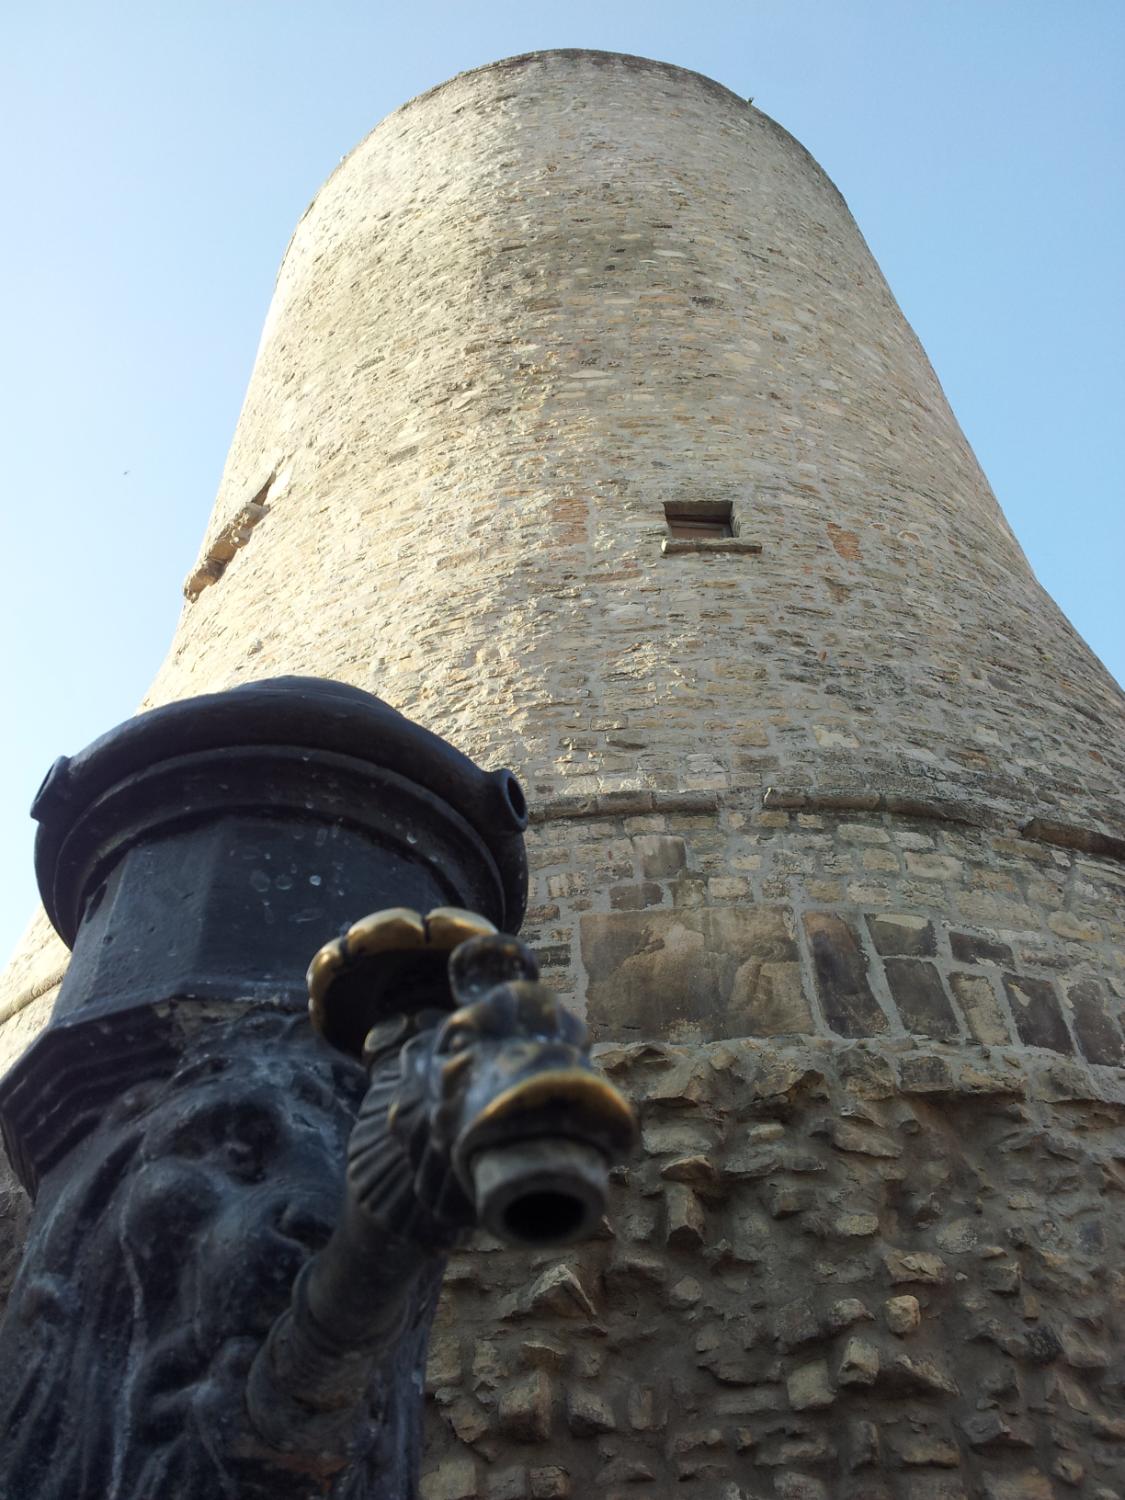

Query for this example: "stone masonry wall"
[522,802,1124,1064]
[147,50,1125,841]
[420,1038,1125,1500]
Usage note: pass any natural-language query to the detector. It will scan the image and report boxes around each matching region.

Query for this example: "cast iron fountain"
[0,678,636,1499]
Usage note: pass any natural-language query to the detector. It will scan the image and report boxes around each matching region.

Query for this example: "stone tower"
[2,49,1123,1500]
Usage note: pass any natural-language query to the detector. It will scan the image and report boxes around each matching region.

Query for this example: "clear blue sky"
[1,1,1122,963]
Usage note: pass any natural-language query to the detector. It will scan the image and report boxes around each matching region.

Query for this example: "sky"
[1,0,1122,964]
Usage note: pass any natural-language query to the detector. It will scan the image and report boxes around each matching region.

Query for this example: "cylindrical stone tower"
[3,49,1123,1499]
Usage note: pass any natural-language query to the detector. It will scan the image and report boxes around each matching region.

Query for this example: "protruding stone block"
[565,1386,615,1436]
[837,1337,879,1386]
[664,1185,706,1249]
[884,1295,921,1334]
[499,1371,553,1443]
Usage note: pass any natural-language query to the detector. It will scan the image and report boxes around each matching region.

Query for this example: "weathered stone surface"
[664,1185,706,1249]
[949,932,1013,967]
[764,1181,816,1217]
[593,1455,654,1485]
[1003,973,1073,1053]
[935,1217,978,1253]
[774,1298,824,1350]
[823,1119,901,1158]
[634,835,687,879]
[642,1119,714,1155]
[609,881,663,911]
[867,914,936,957]
[498,1371,552,1443]
[980,1260,1020,1295]
[666,1425,724,1457]
[884,1250,948,1285]
[581,907,797,1040]
[1052,1454,1085,1486]
[891,1434,960,1466]
[831,1212,879,1238]
[958,1059,1024,1095]
[446,1397,491,1444]
[737,961,815,1036]
[825,1298,873,1331]
[427,1333,463,1392]
[659,1153,718,1188]
[604,1246,666,1290]
[802,913,888,1036]
[882,959,959,1040]
[501,1265,599,1322]
[421,1457,479,1500]
[528,1468,569,1500]
[958,1412,1033,1449]
[786,1359,835,1410]
[847,1417,880,1471]
[837,1336,880,1386]
[1046,909,1101,941]
[756,1428,835,1465]
[949,972,1010,1046]
[896,1053,955,1093]
[1067,979,1125,1065]
[902,1480,968,1500]
[724,1143,825,1179]
[668,1276,703,1308]
[416,1036,1123,1493]
[884,1295,921,1335]
[774,1471,829,1500]
[883,1354,959,1396]
[980,1474,1054,1500]
[565,1387,615,1436]
[626,1385,663,1432]
[837,1049,896,1100]
[486,1468,528,1500]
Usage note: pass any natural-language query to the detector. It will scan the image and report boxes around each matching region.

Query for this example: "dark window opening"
[664,501,734,539]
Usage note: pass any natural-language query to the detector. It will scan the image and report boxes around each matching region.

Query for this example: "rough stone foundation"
[422,1040,1125,1500]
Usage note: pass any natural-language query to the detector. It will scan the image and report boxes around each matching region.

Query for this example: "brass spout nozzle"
[470,1138,608,1246]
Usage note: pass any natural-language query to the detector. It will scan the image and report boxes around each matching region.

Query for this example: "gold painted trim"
[307,905,499,1036]
[468,1067,638,1145]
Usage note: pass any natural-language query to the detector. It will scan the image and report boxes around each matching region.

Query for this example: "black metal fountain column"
[0,678,635,1500]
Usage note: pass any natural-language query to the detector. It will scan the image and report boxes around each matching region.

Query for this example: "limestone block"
[883,1295,920,1335]
[580,906,797,1040]
[498,1372,552,1443]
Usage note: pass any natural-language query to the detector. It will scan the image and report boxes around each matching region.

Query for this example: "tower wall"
[2,51,1123,1499]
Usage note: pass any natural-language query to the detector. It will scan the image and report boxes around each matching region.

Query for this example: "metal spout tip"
[471,1138,608,1247]
[489,768,529,833]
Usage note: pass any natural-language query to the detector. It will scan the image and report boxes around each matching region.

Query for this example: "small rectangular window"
[664,501,734,539]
